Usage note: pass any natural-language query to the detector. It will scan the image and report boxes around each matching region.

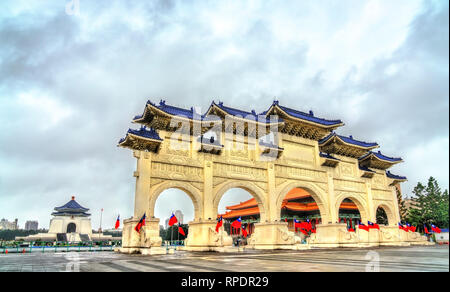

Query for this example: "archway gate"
[118,100,426,253]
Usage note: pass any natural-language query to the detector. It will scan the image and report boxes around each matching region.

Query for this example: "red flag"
[348,227,355,232]
[242,225,248,238]
[368,221,380,230]
[114,215,120,230]
[306,219,312,231]
[215,216,223,232]
[134,213,146,232]
[231,217,242,229]
[168,213,178,227]
[432,225,441,233]
[300,229,308,235]
[178,225,186,236]
[424,225,429,234]
[398,223,408,232]
[358,223,369,231]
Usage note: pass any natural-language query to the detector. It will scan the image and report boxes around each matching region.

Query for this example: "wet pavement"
[0,245,448,272]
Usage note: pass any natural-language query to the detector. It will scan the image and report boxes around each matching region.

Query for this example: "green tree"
[376,207,388,225]
[407,177,449,233]
[396,187,408,221]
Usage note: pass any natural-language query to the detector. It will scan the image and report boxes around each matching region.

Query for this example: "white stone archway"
[275,181,330,224]
[212,180,268,222]
[335,193,369,224]
[148,181,203,221]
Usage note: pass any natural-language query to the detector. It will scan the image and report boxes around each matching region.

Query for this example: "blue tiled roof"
[213,101,283,123]
[134,100,202,121]
[319,152,340,160]
[319,132,378,148]
[359,151,403,162]
[386,171,407,180]
[55,198,89,211]
[128,127,162,140]
[270,101,343,126]
[119,126,162,144]
[359,165,375,173]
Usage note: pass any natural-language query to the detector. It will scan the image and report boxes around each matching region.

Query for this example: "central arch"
[335,193,369,224]
[275,181,329,223]
[148,181,203,220]
[213,180,268,222]
[66,223,76,233]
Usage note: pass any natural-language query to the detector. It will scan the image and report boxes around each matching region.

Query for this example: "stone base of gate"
[182,220,234,251]
[309,224,431,248]
[246,222,298,250]
[119,217,167,255]
[308,224,345,248]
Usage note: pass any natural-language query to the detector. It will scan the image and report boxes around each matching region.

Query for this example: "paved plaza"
[0,245,447,272]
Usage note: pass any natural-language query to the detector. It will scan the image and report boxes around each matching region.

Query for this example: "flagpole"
[99,208,103,234]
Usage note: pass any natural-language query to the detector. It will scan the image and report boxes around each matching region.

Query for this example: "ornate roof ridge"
[54,197,89,212]
[275,103,343,126]
[319,132,378,148]
[386,171,407,180]
[211,101,283,123]
[359,151,403,162]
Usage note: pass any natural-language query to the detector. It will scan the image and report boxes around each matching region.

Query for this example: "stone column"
[327,173,337,224]
[366,182,376,222]
[391,186,401,225]
[133,150,151,218]
[183,159,233,251]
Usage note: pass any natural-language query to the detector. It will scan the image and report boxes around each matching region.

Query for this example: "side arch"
[374,202,396,226]
[275,181,330,223]
[335,193,369,223]
[212,180,268,222]
[148,180,203,220]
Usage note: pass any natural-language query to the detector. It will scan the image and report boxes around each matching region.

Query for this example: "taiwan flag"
[168,213,178,227]
[358,222,369,231]
[398,222,408,232]
[115,215,120,230]
[431,224,441,234]
[215,216,223,233]
[306,219,312,231]
[406,223,416,232]
[134,213,146,232]
[231,217,242,229]
[178,224,186,236]
[242,225,248,238]
[294,219,302,229]
[368,221,380,230]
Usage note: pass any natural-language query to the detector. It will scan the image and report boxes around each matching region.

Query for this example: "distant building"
[0,218,18,230]
[16,196,120,242]
[24,221,39,231]
[164,210,184,228]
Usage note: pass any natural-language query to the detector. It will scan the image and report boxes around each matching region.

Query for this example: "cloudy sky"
[0,0,448,229]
